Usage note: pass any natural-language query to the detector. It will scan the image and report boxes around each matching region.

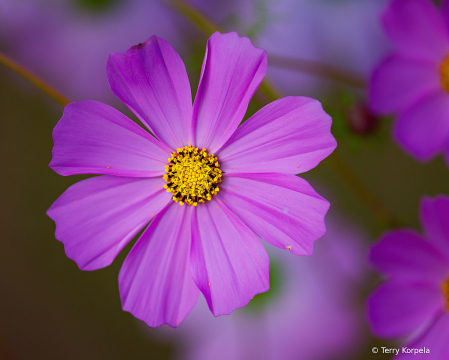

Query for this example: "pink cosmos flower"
[369,0,449,163]
[368,195,449,359]
[47,32,336,327]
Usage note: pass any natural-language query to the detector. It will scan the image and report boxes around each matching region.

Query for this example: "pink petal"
[217,97,336,175]
[367,281,445,338]
[47,176,171,270]
[394,91,449,161]
[382,0,449,63]
[193,32,267,153]
[190,197,270,316]
[119,204,199,328]
[217,173,329,255]
[107,36,193,150]
[369,230,449,283]
[420,195,449,260]
[369,55,441,115]
[50,101,171,177]
[399,312,449,359]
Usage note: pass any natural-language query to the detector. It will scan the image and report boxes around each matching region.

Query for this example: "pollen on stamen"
[163,145,223,206]
[440,55,449,92]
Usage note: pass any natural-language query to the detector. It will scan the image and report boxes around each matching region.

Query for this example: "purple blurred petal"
[398,312,449,359]
[47,176,171,271]
[217,173,329,256]
[190,198,270,316]
[193,32,267,153]
[368,281,444,338]
[382,0,449,63]
[443,0,449,32]
[50,101,171,177]
[218,97,336,175]
[107,35,193,150]
[0,1,189,103]
[119,204,199,328]
[420,195,449,259]
[394,91,449,161]
[257,0,388,95]
[369,229,449,283]
[369,55,440,114]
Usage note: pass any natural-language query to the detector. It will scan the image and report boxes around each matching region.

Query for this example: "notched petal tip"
[107,34,193,150]
[49,100,170,177]
[121,305,189,328]
[190,200,270,317]
[194,30,268,151]
[47,176,170,272]
[219,96,337,175]
[211,282,271,318]
[118,205,199,328]
[209,31,265,51]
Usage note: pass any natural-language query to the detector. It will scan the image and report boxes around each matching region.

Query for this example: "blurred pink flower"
[47,32,336,327]
[369,0,449,163]
[151,217,368,360]
[256,0,388,96]
[368,195,449,359]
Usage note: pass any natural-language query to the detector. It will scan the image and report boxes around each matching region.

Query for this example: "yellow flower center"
[163,145,222,206]
[440,55,449,92]
[444,278,449,311]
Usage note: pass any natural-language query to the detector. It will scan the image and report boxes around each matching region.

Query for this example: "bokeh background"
[1,0,448,359]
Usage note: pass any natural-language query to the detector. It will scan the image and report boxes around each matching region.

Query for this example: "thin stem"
[0,52,70,107]
[166,0,221,34]
[325,152,402,227]
[268,54,365,88]
[166,0,398,226]
[257,78,283,103]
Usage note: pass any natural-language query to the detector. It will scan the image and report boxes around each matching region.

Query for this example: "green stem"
[268,54,365,88]
[257,79,283,103]
[165,0,400,227]
[166,0,220,34]
[0,52,70,107]
[325,152,402,227]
